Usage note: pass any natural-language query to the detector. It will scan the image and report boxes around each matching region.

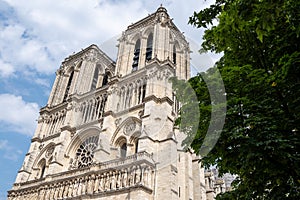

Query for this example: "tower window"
[91,67,99,90]
[38,159,46,179]
[102,72,109,86]
[120,143,127,158]
[173,45,176,64]
[40,163,46,179]
[142,84,146,100]
[63,70,74,101]
[135,140,139,153]
[132,39,141,71]
[146,33,153,61]
[138,83,147,104]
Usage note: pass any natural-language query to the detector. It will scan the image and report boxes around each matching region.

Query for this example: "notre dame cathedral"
[8,6,228,200]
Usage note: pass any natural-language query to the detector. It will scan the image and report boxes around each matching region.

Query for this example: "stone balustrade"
[38,104,67,138]
[75,91,108,126]
[8,152,155,200]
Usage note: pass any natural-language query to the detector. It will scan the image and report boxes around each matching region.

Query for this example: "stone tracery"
[75,135,99,168]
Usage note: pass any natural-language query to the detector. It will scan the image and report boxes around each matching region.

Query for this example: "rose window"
[75,135,99,168]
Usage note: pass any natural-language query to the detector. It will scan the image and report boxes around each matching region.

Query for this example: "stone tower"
[8,6,214,200]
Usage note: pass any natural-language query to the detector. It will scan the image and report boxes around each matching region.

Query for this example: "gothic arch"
[65,66,75,75]
[173,40,181,64]
[63,66,75,101]
[145,32,153,61]
[114,136,127,146]
[74,60,83,70]
[110,117,142,145]
[64,126,101,158]
[32,142,56,169]
[102,69,113,86]
[142,26,154,38]
[95,62,105,74]
[129,131,141,144]
[130,33,141,44]
[37,158,46,179]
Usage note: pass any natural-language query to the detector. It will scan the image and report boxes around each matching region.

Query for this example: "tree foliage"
[187,0,300,199]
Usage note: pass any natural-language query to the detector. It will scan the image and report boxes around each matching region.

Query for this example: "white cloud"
[0,0,148,77]
[0,59,15,77]
[0,93,39,136]
[34,78,51,88]
[0,0,216,79]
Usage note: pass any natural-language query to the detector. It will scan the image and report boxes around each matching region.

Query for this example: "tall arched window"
[132,39,141,71]
[102,72,109,86]
[120,143,127,158]
[146,33,153,61]
[91,67,99,90]
[63,70,74,101]
[39,159,46,179]
[173,45,176,64]
[135,140,139,153]
[40,164,46,178]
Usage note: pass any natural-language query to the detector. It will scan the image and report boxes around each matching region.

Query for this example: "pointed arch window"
[63,70,74,101]
[40,164,46,178]
[132,39,141,71]
[120,143,127,158]
[173,45,177,64]
[39,159,46,179]
[102,72,109,86]
[91,67,99,90]
[135,140,139,153]
[146,33,153,61]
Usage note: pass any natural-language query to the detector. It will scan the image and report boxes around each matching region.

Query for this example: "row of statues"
[8,165,154,200]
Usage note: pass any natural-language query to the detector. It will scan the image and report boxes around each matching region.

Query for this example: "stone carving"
[45,146,55,158]
[124,121,136,136]
[9,153,155,199]
[39,144,44,150]
[73,135,99,168]
[85,49,99,62]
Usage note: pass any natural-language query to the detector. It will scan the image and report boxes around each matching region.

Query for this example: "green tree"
[187,0,300,199]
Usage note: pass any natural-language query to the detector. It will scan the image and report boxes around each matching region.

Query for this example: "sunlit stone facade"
[8,6,226,200]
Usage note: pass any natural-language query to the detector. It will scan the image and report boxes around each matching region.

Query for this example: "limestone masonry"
[8,6,228,200]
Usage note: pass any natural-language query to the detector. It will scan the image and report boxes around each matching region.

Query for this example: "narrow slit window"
[146,33,153,61]
[120,143,127,158]
[135,140,139,153]
[63,70,74,101]
[173,45,176,64]
[40,164,46,178]
[142,84,146,101]
[91,67,99,90]
[132,39,141,71]
[102,73,109,86]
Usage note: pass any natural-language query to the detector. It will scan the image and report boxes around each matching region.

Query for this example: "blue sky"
[0,0,218,199]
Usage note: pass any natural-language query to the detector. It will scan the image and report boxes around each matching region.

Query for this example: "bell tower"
[8,6,210,200]
[116,6,190,80]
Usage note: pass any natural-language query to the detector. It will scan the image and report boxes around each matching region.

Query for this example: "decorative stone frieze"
[8,152,155,200]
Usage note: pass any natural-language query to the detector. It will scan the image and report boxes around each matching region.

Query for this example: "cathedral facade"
[8,6,226,200]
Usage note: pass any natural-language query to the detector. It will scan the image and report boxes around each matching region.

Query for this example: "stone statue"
[67,181,73,197]
[122,169,127,188]
[111,171,116,190]
[77,178,83,196]
[82,177,87,195]
[94,174,100,193]
[99,174,104,192]
[72,179,78,197]
[116,170,121,189]
[87,175,94,194]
